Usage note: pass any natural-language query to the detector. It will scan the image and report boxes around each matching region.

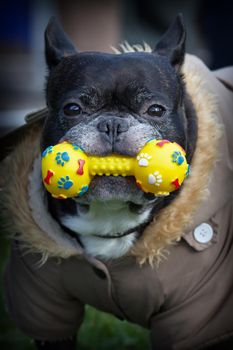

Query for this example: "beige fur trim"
[111,41,152,54]
[0,53,222,265]
[1,126,81,262]
[131,55,222,266]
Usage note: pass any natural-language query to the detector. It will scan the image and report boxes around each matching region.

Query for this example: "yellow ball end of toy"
[134,139,189,196]
[41,142,90,199]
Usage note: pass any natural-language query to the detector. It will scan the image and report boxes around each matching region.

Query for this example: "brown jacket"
[1,55,233,349]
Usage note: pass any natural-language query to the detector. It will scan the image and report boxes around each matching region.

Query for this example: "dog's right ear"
[45,17,77,69]
[153,14,186,71]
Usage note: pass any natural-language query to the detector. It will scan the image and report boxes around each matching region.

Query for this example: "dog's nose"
[97,117,129,144]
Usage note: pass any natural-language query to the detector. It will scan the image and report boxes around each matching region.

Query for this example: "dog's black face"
[42,15,197,220]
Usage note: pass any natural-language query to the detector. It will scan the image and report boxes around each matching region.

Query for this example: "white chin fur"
[79,233,137,260]
[61,200,151,259]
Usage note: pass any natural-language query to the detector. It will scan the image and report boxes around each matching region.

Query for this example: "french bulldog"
[41,14,197,264]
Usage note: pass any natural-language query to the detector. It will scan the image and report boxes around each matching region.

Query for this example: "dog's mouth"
[75,175,154,205]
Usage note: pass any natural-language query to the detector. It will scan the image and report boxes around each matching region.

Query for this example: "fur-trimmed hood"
[2,53,232,266]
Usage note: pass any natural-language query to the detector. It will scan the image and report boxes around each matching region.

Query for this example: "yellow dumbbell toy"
[41,139,190,199]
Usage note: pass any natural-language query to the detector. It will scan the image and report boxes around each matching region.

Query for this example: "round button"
[193,223,213,244]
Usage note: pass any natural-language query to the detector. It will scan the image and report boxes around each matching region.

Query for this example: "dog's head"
[42,14,196,219]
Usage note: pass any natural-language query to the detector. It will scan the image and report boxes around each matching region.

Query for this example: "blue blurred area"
[198,0,233,69]
[0,0,31,50]
[0,0,52,135]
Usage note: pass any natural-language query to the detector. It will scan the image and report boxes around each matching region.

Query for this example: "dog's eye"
[147,104,166,117]
[63,103,82,117]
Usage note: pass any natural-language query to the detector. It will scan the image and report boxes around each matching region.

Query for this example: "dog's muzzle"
[97,116,129,149]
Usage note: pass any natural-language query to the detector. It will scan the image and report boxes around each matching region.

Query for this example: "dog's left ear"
[153,14,186,71]
[45,16,77,69]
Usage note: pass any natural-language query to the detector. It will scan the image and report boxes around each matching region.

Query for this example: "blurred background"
[0,0,233,348]
[0,0,233,137]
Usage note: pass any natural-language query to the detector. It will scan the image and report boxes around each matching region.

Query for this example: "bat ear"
[44,16,77,69]
[153,14,186,71]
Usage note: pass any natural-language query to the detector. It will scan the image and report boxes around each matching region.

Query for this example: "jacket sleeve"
[214,67,233,92]
[0,108,47,162]
[3,241,84,341]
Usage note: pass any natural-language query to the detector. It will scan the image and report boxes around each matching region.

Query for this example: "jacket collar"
[131,54,222,265]
[1,54,222,266]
